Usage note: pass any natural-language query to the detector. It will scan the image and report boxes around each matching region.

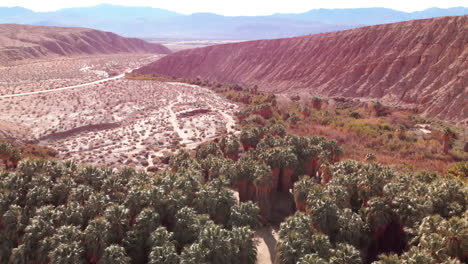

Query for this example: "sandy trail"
[0,53,162,98]
[0,72,127,99]
[256,227,279,264]
[166,92,188,143]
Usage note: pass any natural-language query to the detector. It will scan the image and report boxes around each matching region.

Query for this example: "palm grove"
[0,121,467,263]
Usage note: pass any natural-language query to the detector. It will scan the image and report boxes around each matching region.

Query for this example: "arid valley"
[0,3,466,264]
[0,54,238,170]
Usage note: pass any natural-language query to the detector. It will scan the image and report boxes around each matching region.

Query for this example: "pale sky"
[2,0,467,15]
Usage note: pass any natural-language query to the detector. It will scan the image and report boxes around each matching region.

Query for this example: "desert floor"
[0,53,281,263]
[0,54,239,170]
[149,39,247,52]
[0,54,159,95]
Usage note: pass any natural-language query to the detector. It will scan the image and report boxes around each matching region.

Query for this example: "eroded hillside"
[0,24,171,64]
[136,16,468,124]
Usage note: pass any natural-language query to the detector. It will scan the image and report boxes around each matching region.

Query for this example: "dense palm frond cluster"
[278,161,467,264]
[0,158,259,263]
[1,125,466,264]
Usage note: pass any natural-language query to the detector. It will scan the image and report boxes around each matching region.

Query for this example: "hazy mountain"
[0,7,33,18]
[0,5,466,39]
[272,7,468,24]
[50,4,183,20]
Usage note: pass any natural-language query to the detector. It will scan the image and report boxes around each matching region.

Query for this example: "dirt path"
[166,92,188,143]
[0,53,163,99]
[0,73,127,99]
[256,226,279,264]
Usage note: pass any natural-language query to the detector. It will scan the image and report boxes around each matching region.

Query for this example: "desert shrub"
[350,112,361,119]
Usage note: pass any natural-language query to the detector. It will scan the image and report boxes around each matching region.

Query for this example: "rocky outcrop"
[137,16,467,123]
[0,24,171,63]
[177,109,212,118]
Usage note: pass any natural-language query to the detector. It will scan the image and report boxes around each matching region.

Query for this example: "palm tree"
[57,202,85,227]
[195,179,235,226]
[197,223,234,263]
[219,136,241,160]
[362,197,394,234]
[99,245,131,264]
[169,149,191,171]
[307,197,340,239]
[179,243,208,264]
[123,208,160,264]
[257,134,286,150]
[253,163,274,222]
[9,244,29,264]
[336,209,365,249]
[287,136,321,178]
[76,166,104,189]
[104,204,130,244]
[84,217,111,263]
[49,225,83,248]
[148,244,180,264]
[200,156,230,181]
[276,213,316,264]
[293,176,315,212]
[1,204,22,262]
[228,201,260,229]
[49,241,86,264]
[329,243,361,264]
[298,253,328,264]
[259,147,292,192]
[148,226,180,263]
[428,179,466,218]
[240,128,262,151]
[279,147,299,193]
[13,211,56,263]
[174,207,201,246]
[233,157,257,202]
[397,247,435,264]
[319,140,343,163]
[124,186,151,222]
[231,226,257,264]
[415,215,468,262]
[372,253,401,264]
[196,141,223,160]
[84,192,110,224]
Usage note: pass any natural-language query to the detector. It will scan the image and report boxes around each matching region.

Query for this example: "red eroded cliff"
[137,16,467,123]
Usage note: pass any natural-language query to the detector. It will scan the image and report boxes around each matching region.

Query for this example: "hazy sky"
[2,0,467,15]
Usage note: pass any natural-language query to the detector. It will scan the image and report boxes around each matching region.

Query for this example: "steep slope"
[136,16,468,123]
[0,24,171,63]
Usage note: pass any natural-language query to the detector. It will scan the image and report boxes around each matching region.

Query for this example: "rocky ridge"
[137,16,467,123]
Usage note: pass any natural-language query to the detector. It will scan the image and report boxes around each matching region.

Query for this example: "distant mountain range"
[0,4,466,39]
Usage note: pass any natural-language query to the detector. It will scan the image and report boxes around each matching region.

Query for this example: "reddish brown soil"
[137,16,467,124]
[0,24,171,64]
